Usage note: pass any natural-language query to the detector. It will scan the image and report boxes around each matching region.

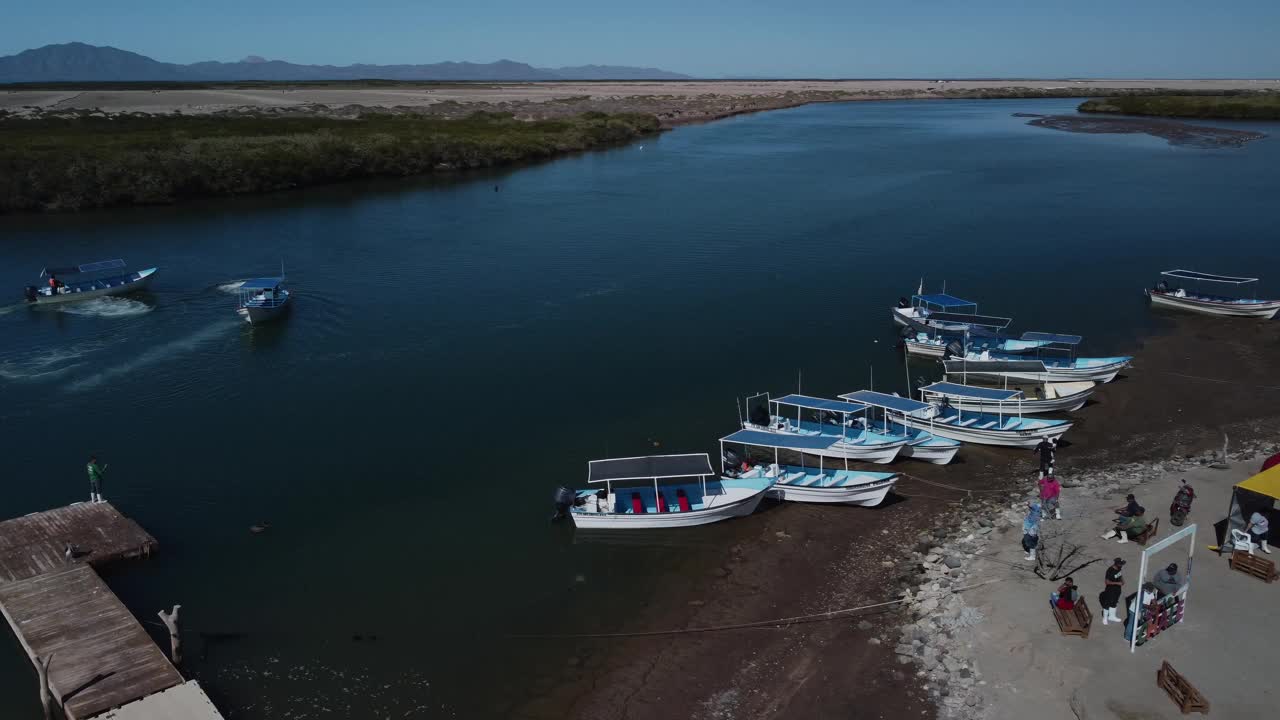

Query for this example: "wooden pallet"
[1134,518,1160,546]
[1229,549,1278,583]
[1157,661,1209,715]
[1052,597,1092,638]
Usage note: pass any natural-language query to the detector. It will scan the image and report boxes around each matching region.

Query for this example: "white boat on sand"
[1146,269,1280,319]
[837,390,962,464]
[933,378,1094,414]
[23,259,157,306]
[720,431,899,506]
[897,382,1072,448]
[743,393,907,464]
[555,454,772,530]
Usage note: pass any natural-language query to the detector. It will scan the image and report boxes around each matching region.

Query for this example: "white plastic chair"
[1231,529,1256,553]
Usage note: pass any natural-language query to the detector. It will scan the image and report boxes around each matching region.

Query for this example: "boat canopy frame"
[587,453,717,506]
[746,392,873,446]
[40,259,128,279]
[1161,269,1258,285]
[720,429,859,483]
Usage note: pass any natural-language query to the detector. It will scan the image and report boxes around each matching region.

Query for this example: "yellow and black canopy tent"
[1219,463,1280,553]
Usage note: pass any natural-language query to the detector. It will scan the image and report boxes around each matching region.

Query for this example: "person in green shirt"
[87,456,106,503]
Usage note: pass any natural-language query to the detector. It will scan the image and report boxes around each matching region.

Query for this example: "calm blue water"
[1,98,1277,717]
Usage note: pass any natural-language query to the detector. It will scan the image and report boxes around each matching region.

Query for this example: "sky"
[3,0,1278,78]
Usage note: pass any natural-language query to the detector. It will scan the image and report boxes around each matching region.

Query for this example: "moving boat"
[23,259,157,306]
[1146,269,1280,319]
[553,453,773,529]
[742,393,908,464]
[236,277,290,324]
[720,431,899,505]
[837,390,962,464]
[895,382,1072,448]
[933,378,1094,414]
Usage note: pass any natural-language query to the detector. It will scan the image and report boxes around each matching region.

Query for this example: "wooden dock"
[0,502,224,719]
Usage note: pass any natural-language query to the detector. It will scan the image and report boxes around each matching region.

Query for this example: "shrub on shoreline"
[1078,93,1280,120]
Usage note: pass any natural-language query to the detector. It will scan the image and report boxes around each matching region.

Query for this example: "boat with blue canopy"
[892,291,1012,339]
[837,390,962,464]
[236,277,290,324]
[719,430,899,506]
[903,329,1054,359]
[1146,269,1280,319]
[23,259,157,306]
[553,453,773,529]
[944,352,1129,384]
[743,393,908,464]
[929,375,1094,414]
[895,382,1072,448]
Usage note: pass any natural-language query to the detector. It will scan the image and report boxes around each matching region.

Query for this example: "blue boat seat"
[974,420,997,429]
[937,414,959,424]
[796,474,822,487]
[957,417,979,427]
[782,472,806,485]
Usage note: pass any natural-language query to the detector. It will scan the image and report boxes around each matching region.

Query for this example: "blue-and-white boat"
[935,377,1094,414]
[1147,269,1280,319]
[720,431,898,505]
[236,277,290,324]
[554,453,772,530]
[23,259,157,306]
[941,331,1129,384]
[896,382,1072,448]
[892,291,1012,339]
[903,329,1053,359]
[838,390,962,464]
[743,393,908,464]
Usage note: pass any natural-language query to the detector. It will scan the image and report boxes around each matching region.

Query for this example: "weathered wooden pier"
[0,502,224,719]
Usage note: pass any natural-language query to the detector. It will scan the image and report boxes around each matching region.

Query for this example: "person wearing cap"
[1244,510,1271,554]
[1052,577,1079,610]
[1101,506,1147,544]
[1153,563,1184,596]
[1099,557,1125,625]
[1113,494,1139,517]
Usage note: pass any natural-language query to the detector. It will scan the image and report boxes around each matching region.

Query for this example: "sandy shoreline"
[5,79,1278,127]
[496,313,1280,720]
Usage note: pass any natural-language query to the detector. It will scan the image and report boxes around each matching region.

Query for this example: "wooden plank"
[0,502,156,584]
[0,565,182,720]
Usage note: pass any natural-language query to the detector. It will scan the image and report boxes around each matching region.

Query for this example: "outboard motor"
[748,404,770,427]
[897,296,910,309]
[23,286,38,303]
[945,340,964,359]
[722,449,745,476]
[551,486,576,522]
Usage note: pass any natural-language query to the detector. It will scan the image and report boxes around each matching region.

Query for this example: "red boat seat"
[630,493,645,514]
[656,493,669,513]
[676,488,692,512]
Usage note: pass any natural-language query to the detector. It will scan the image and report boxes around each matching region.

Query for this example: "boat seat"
[796,474,823,487]
[782,472,806,484]
[957,417,979,427]
[656,493,669,513]
[974,421,997,429]
[937,414,959,424]
[676,488,692,513]
[630,493,645,514]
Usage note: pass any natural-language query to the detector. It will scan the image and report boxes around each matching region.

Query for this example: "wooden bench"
[1157,661,1209,714]
[1229,549,1279,583]
[1052,596,1093,638]
[1134,517,1160,546]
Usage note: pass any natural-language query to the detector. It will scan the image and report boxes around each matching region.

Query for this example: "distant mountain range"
[0,43,691,83]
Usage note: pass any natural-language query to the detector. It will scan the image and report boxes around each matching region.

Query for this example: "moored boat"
[932,378,1094,414]
[837,390,962,464]
[554,453,772,529]
[237,277,290,324]
[23,259,157,306]
[942,356,1129,384]
[720,431,899,505]
[892,291,1012,339]
[895,382,1072,448]
[742,393,908,464]
[1146,269,1280,319]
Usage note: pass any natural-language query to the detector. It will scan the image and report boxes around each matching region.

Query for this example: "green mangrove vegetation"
[0,110,661,212]
[1079,93,1280,120]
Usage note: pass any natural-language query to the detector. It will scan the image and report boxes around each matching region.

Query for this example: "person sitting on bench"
[1113,494,1139,517]
[1052,577,1079,610]
[1101,506,1147,544]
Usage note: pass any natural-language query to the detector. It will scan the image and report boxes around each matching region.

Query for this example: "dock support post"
[158,605,182,666]
[36,653,53,720]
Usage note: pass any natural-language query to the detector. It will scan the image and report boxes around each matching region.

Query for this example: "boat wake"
[65,320,238,393]
[0,343,107,383]
[57,297,153,318]
[216,280,247,294]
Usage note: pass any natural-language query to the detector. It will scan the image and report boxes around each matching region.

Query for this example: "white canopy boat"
[23,259,157,306]
[898,382,1071,447]
[720,430,898,505]
[892,291,1012,339]
[837,390,962,464]
[929,379,1094,414]
[942,355,1129,384]
[1146,269,1280,319]
[742,393,908,464]
[237,276,291,324]
[554,453,772,530]
[903,329,1054,359]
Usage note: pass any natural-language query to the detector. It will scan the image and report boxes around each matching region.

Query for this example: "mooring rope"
[507,579,1000,639]
[1157,371,1280,391]
[896,473,1011,495]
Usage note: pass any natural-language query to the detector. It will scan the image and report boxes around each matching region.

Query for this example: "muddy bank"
[502,313,1280,720]
[1018,112,1266,148]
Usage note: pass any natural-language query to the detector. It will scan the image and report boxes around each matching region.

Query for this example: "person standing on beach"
[87,456,106,503]
[1039,474,1062,520]
[1034,437,1056,477]
[1099,557,1125,625]
[1021,502,1042,562]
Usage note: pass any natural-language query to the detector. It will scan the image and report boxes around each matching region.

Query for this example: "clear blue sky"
[4,0,1277,78]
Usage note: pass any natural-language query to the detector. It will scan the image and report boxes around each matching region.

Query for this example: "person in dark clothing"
[1099,557,1125,625]
[1034,438,1056,476]
[1053,577,1079,610]
[1113,494,1139,517]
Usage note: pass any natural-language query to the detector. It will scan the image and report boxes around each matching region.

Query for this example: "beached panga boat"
[742,393,907,464]
[719,431,898,505]
[1146,269,1280,319]
[552,453,772,529]
[933,378,1094,414]
[894,382,1072,448]
[942,355,1129,384]
[837,390,962,464]
[236,276,291,324]
[23,259,157,306]
[891,291,1011,339]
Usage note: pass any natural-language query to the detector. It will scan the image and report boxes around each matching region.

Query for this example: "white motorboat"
[837,390,962,464]
[897,382,1072,448]
[554,454,772,530]
[237,277,290,324]
[934,378,1095,414]
[23,259,157,306]
[1146,269,1280,319]
[720,432,898,505]
[742,393,907,464]
[942,355,1129,384]
[892,291,1011,339]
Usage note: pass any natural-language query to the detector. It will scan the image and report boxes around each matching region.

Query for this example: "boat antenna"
[280,259,286,281]
[870,363,874,392]
[917,277,923,295]
[797,368,802,395]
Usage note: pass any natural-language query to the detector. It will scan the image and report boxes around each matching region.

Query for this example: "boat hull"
[240,301,290,324]
[940,383,1094,415]
[768,477,896,506]
[899,415,1071,448]
[28,268,156,306]
[900,441,961,465]
[904,339,947,358]
[743,424,907,464]
[1147,290,1280,319]
[569,482,770,529]
[950,361,1127,384]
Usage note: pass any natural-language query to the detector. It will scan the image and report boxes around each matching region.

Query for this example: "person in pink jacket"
[1039,474,1062,520]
